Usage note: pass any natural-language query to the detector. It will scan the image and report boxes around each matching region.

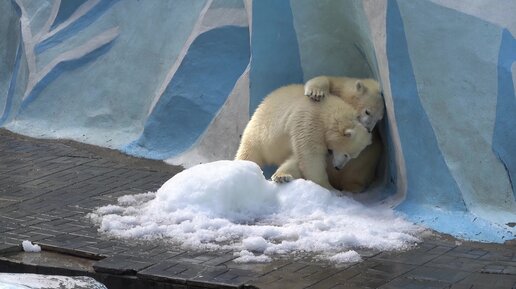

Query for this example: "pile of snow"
[22,241,41,253]
[0,273,106,289]
[90,160,422,263]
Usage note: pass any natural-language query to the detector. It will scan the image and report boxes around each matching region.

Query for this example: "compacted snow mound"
[90,160,422,263]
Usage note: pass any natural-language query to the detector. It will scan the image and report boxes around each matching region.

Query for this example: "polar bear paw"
[272,173,294,183]
[304,86,327,102]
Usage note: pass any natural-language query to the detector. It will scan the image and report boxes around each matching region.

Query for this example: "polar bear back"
[236,84,362,166]
[244,85,321,164]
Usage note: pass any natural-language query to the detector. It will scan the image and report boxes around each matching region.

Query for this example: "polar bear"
[304,76,384,131]
[327,128,382,192]
[235,85,372,190]
[305,76,384,192]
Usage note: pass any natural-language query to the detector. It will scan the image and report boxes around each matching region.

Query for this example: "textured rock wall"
[1,0,514,242]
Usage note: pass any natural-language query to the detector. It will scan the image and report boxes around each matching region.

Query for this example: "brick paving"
[0,129,515,289]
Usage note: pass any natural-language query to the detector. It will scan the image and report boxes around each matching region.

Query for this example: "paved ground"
[0,129,515,289]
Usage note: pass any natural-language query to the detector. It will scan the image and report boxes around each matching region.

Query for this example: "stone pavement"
[0,129,515,289]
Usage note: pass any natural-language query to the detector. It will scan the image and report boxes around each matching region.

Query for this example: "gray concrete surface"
[0,129,514,289]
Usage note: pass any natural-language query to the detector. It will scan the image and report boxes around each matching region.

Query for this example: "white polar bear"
[304,76,384,131]
[305,76,384,192]
[235,85,372,190]
[327,128,383,192]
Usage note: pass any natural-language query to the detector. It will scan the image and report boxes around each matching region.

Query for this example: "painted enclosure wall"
[1,0,514,242]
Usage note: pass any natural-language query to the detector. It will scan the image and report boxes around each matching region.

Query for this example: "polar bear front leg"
[235,139,266,167]
[304,76,330,102]
[298,153,334,190]
[272,155,302,183]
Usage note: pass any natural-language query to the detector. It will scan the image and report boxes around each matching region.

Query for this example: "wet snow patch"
[90,160,422,263]
[22,241,41,253]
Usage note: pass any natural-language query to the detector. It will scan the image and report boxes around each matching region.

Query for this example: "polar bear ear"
[344,129,355,137]
[356,80,366,95]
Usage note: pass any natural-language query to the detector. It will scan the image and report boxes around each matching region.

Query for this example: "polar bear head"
[347,79,384,131]
[355,79,384,131]
[325,119,372,170]
[335,78,385,132]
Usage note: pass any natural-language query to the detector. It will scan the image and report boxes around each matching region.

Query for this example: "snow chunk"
[94,205,125,215]
[233,250,271,263]
[328,250,362,263]
[242,236,268,252]
[117,192,155,206]
[90,160,422,263]
[22,241,41,253]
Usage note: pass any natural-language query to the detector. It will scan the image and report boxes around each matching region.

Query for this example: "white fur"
[236,85,371,190]
[305,76,384,131]
[305,76,385,192]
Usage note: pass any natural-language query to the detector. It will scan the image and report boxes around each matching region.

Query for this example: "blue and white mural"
[1,0,515,242]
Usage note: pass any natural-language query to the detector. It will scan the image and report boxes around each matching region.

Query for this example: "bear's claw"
[272,174,294,183]
[304,88,326,102]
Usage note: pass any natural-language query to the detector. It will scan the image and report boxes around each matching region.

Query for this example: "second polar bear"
[304,76,384,131]
[235,85,371,190]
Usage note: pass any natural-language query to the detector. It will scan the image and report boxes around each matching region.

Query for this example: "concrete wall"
[1,0,514,242]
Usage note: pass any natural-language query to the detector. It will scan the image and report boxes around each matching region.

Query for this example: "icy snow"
[233,250,271,263]
[242,236,269,252]
[328,250,362,263]
[90,160,422,263]
[21,241,41,253]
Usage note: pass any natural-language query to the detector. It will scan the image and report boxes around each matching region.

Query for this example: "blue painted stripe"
[387,0,465,211]
[35,0,120,54]
[249,0,303,113]
[50,0,89,30]
[18,40,116,114]
[387,0,514,242]
[397,206,513,243]
[0,41,22,125]
[123,26,250,160]
[493,29,516,198]
[9,0,21,16]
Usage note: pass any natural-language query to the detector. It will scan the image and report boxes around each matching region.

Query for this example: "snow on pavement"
[21,241,41,253]
[90,160,422,263]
